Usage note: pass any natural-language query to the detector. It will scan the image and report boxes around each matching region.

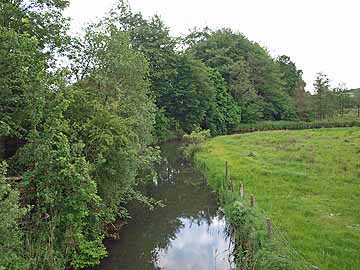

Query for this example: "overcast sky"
[65,0,360,91]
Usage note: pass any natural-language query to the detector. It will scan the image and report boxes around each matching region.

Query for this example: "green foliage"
[0,162,27,270]
[229,59,263,122]
[293,80,315,120]
[168,55,216,132]
[0,26,45,137]
[313,72,335,120]
[1,2,160,268]
[276,55,303,97]
[106,2,179,138]
[333,84,352,117]
[353,91,360,117]
[187,28,298,122]
[205,69,241,134]
[183,129,211,145]
[113,1,178,90]
[67,17,158,223]
[19,91,106,269]
[153,109,181,142]
[0,0,70,53]
[3,0,359,269]
[181,129,211,159]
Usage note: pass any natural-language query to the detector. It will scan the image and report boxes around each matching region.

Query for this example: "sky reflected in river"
[157,217,232,270]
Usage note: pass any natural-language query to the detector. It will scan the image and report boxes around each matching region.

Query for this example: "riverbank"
[193,127,360,270]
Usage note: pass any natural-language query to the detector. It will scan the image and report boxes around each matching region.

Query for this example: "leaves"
[0,162,28,270]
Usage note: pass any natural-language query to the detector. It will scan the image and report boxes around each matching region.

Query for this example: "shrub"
[181,129,211,159]
[0,162,28,270]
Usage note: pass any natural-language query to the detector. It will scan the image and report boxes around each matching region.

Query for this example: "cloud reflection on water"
[156,217,232,270]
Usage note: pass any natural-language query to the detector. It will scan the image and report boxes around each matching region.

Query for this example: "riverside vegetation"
[194,128,360,270]
[1,0,360,269]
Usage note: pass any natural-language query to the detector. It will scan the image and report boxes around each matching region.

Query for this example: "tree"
[108,2,178,100]
[353,91,360,118]
[0,162,27,270]
[95,2,181,137]
[0,0,71,139]
[293,80,315,120]
[18,90,107,270]
[229,59,263,122]
[67,18,158,223]
[203,69,241,135]
[313,72,332,120]
[186,28,297,122]
[102,4,244,135]
[0,26,46,137]
[334,83,352,117]
[1,1,105,268]
[276,55,303,97]
[164,54,215,132]
[0,0,70,55]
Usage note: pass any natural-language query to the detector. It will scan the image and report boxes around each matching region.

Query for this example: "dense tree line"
[1,1,359,269]
[1,1,157,269]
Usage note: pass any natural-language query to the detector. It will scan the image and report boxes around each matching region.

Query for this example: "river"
[96,142,234,270]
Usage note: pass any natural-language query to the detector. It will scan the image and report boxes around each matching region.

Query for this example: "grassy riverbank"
[194,128,360,270]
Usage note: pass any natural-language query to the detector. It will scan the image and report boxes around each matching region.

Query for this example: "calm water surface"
[98,142,233,270]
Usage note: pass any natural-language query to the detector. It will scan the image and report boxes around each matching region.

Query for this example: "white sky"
[65,0,360,91]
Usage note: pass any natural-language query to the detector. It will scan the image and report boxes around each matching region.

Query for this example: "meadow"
[194,128,360,270]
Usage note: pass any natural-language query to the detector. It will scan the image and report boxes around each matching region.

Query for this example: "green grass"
[195,128,360,270]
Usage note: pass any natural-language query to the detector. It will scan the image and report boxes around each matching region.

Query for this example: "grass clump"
[194,127,360,270]
[181,129,211,159]
[226,200,306,270]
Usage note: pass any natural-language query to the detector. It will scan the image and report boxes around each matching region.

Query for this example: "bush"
[0,162,28,270]
[181,129,211,159]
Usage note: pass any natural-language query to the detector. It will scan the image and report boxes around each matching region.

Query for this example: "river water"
[97,142,234,270]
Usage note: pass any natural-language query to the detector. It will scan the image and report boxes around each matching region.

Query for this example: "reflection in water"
[157,217,232,270]
[98,142,234,270]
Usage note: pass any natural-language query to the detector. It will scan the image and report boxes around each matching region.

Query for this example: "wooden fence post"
[250,194,255,207]
[225,160,229,183]
[266,218,272,239]
[240,183,244,198]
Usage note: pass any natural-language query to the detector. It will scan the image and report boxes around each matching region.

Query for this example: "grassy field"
[194,128,360,270]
